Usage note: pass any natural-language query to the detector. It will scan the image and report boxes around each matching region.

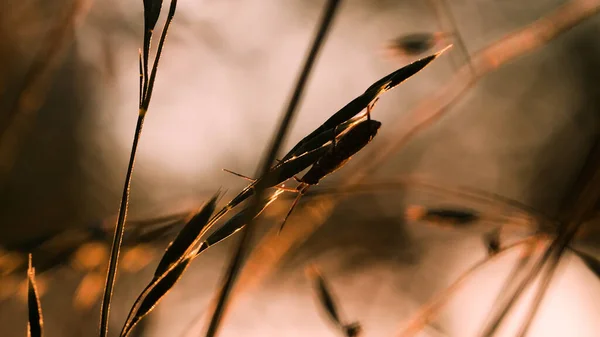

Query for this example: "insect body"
[209,141,334,231]
[278,118,382,233]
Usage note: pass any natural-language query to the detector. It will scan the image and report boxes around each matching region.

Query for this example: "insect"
[280,118,382,233]
[224,117,382,234]
[384,32,450,58]
[207,141,335,232]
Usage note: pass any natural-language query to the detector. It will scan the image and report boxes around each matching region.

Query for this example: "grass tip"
[435,44,453,57]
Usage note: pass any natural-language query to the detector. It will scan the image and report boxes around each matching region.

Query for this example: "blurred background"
[0,0,599,336]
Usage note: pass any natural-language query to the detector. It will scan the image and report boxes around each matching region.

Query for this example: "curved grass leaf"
[570,247,600,279]
[26,254,43,337]
[281,48,448,163]
[197,190,283,256]
[121,194,217,335]
[121,255,192,337]
[153,193,219,278]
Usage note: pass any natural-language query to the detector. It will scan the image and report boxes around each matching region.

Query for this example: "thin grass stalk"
[99,1,177,335]
[484,239,538,320]
[221,0,600,303]
[396,236,539,337]
[479,139,600,337]
[514,252,564,337]
[99,114,145,337]
[306,177,553,226]
[202,1,341,336]
[434,0,474,74]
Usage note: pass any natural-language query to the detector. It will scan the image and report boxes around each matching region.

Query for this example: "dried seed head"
[405,205,427,221]
[484,229,501,256]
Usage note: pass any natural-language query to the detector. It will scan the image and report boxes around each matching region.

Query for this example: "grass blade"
[121,194,218,333]
[141,0,164,100]
[396,237,538,337]
[27,254,43,337]
[154,193,219,277]
[121,255,193,337]
[142,0,178,110]
[197,190,283,255]
[281,48,447,163]
[203,1,342,336]
[570,247,600,278]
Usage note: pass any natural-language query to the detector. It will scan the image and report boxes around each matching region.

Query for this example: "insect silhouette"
[207,140,334,233]
[225,115,382,234]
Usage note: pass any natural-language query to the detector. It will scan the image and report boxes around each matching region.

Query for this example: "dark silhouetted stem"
[203,1,342,336]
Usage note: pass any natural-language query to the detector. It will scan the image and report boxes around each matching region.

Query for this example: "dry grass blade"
[142,0,178,110]
[121,194,217,334]
[99,1,178,336]
[154,193,219,277]
[197,190,283,255]
[396,236,539,337]
[203,1,341,336]
[26,254,43,337]
[141,0,164,99]
[570,247,600,278]
[514,253,564,337]
[281,48,446,163]
[479,138,600,337]
[120,255,193,337]
[307,177,553,228]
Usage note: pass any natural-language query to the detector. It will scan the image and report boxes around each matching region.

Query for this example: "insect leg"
[366,97,379,121]
[278,185,308,235]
